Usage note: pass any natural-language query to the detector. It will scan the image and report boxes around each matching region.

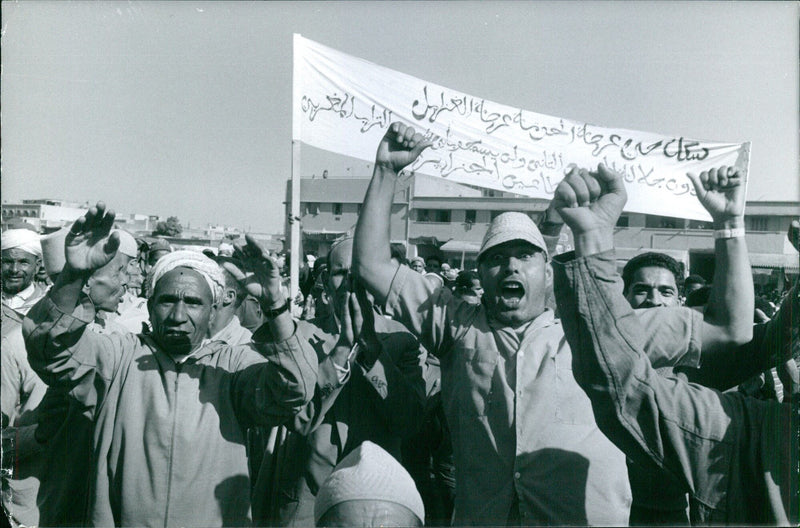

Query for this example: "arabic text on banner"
[292,34,750,221]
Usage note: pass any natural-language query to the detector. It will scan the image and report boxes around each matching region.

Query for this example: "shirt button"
[514,472,521,479]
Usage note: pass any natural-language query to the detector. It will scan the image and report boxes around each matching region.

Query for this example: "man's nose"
[503,256,522,273]
[167,300,188,322]
[646,290,664,307]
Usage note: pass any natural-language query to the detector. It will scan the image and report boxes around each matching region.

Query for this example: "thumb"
[686,172,705,198]
[409,138,432,161]
[596,164,626,195]
[104,231,121,256]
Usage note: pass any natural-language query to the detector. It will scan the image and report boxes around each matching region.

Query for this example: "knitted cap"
[314,441,424,524]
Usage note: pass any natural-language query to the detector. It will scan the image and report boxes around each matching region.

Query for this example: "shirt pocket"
[553,350,596,426]
[447,346,498,418]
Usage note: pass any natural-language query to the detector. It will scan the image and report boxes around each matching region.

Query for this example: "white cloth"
[2,284,37,312]
[1,229,42,258]
[314,441,424,524]
[146,250,225,303]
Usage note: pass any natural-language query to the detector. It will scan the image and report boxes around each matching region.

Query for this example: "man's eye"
[518,252,534,261]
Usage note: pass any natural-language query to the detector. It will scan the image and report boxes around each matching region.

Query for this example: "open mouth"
[499,280,525,306]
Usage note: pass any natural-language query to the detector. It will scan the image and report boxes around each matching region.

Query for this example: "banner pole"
[290,141,301,303]
[290,34,302,304]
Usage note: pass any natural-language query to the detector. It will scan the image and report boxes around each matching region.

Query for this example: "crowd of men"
[1,122,798,527]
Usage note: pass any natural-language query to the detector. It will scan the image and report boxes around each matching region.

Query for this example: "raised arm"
[23,203,127,407]
[550,167,790,519]
[353,123,430,304]
[687,166,754,351]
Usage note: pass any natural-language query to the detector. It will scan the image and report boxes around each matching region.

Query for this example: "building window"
[747,216,768,232]
[645,215,682,229]
[490,210,504,221]
[464,210,476,224]
[304,202,319,216]
[416,209,431,222]
[483,189,497,197]
[333,203,343,216]
[616,215,629,227]
[687,219,710,230]
[434,210,451,223]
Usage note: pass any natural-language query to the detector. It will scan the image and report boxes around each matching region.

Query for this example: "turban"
[146,250,225,303]
[314,441,424,524]
[1,228,42,258]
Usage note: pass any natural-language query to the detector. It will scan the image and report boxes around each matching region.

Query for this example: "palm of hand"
[65,231,116,271]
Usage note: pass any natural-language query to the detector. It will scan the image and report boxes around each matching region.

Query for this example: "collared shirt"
[210,314,253,347]
[553,250,799,525]
[108,290,150,334]
[385,264,701,526]
[2,282,46,315]
[23,295,318,527]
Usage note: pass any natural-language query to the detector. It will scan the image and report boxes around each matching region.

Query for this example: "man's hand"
[64,202,120,272]
[332,281,382,369]
[223,234,284,311]
[553,165,627,236]
[375,122,432,174]
[686,166,745,228]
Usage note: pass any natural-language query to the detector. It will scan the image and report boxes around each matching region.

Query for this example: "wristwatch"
[264,299,290,319]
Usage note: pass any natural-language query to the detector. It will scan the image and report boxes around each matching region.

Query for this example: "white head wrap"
[1,229,42,258]
[314,441,425,524]
[146,250,225,303]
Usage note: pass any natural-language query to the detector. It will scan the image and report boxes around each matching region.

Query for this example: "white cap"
[314,441,424,524]
[477,212,548,261]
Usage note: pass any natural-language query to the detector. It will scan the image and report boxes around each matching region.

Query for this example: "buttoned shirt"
[553,249,798,525]
[2,282,47,315]
[385,264,701,526]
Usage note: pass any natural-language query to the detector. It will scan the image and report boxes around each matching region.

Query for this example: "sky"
[2,1,798,234]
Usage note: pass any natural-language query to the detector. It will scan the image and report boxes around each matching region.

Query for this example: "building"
[2,199,89,233]
[286,172,799,293]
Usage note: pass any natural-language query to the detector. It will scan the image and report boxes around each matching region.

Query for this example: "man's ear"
[545,261,553,289]
[222,288,236,307]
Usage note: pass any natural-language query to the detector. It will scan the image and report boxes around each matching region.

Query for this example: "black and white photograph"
[1,1,798,526]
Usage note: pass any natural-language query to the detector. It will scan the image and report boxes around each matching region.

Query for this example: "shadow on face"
[624,266,680,309]
[1,248,40,295]
[86,253,133,312]
[477,240,548,328]
[148,267,216,358]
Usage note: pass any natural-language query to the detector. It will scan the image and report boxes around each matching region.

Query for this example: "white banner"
[293,34,750,221]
